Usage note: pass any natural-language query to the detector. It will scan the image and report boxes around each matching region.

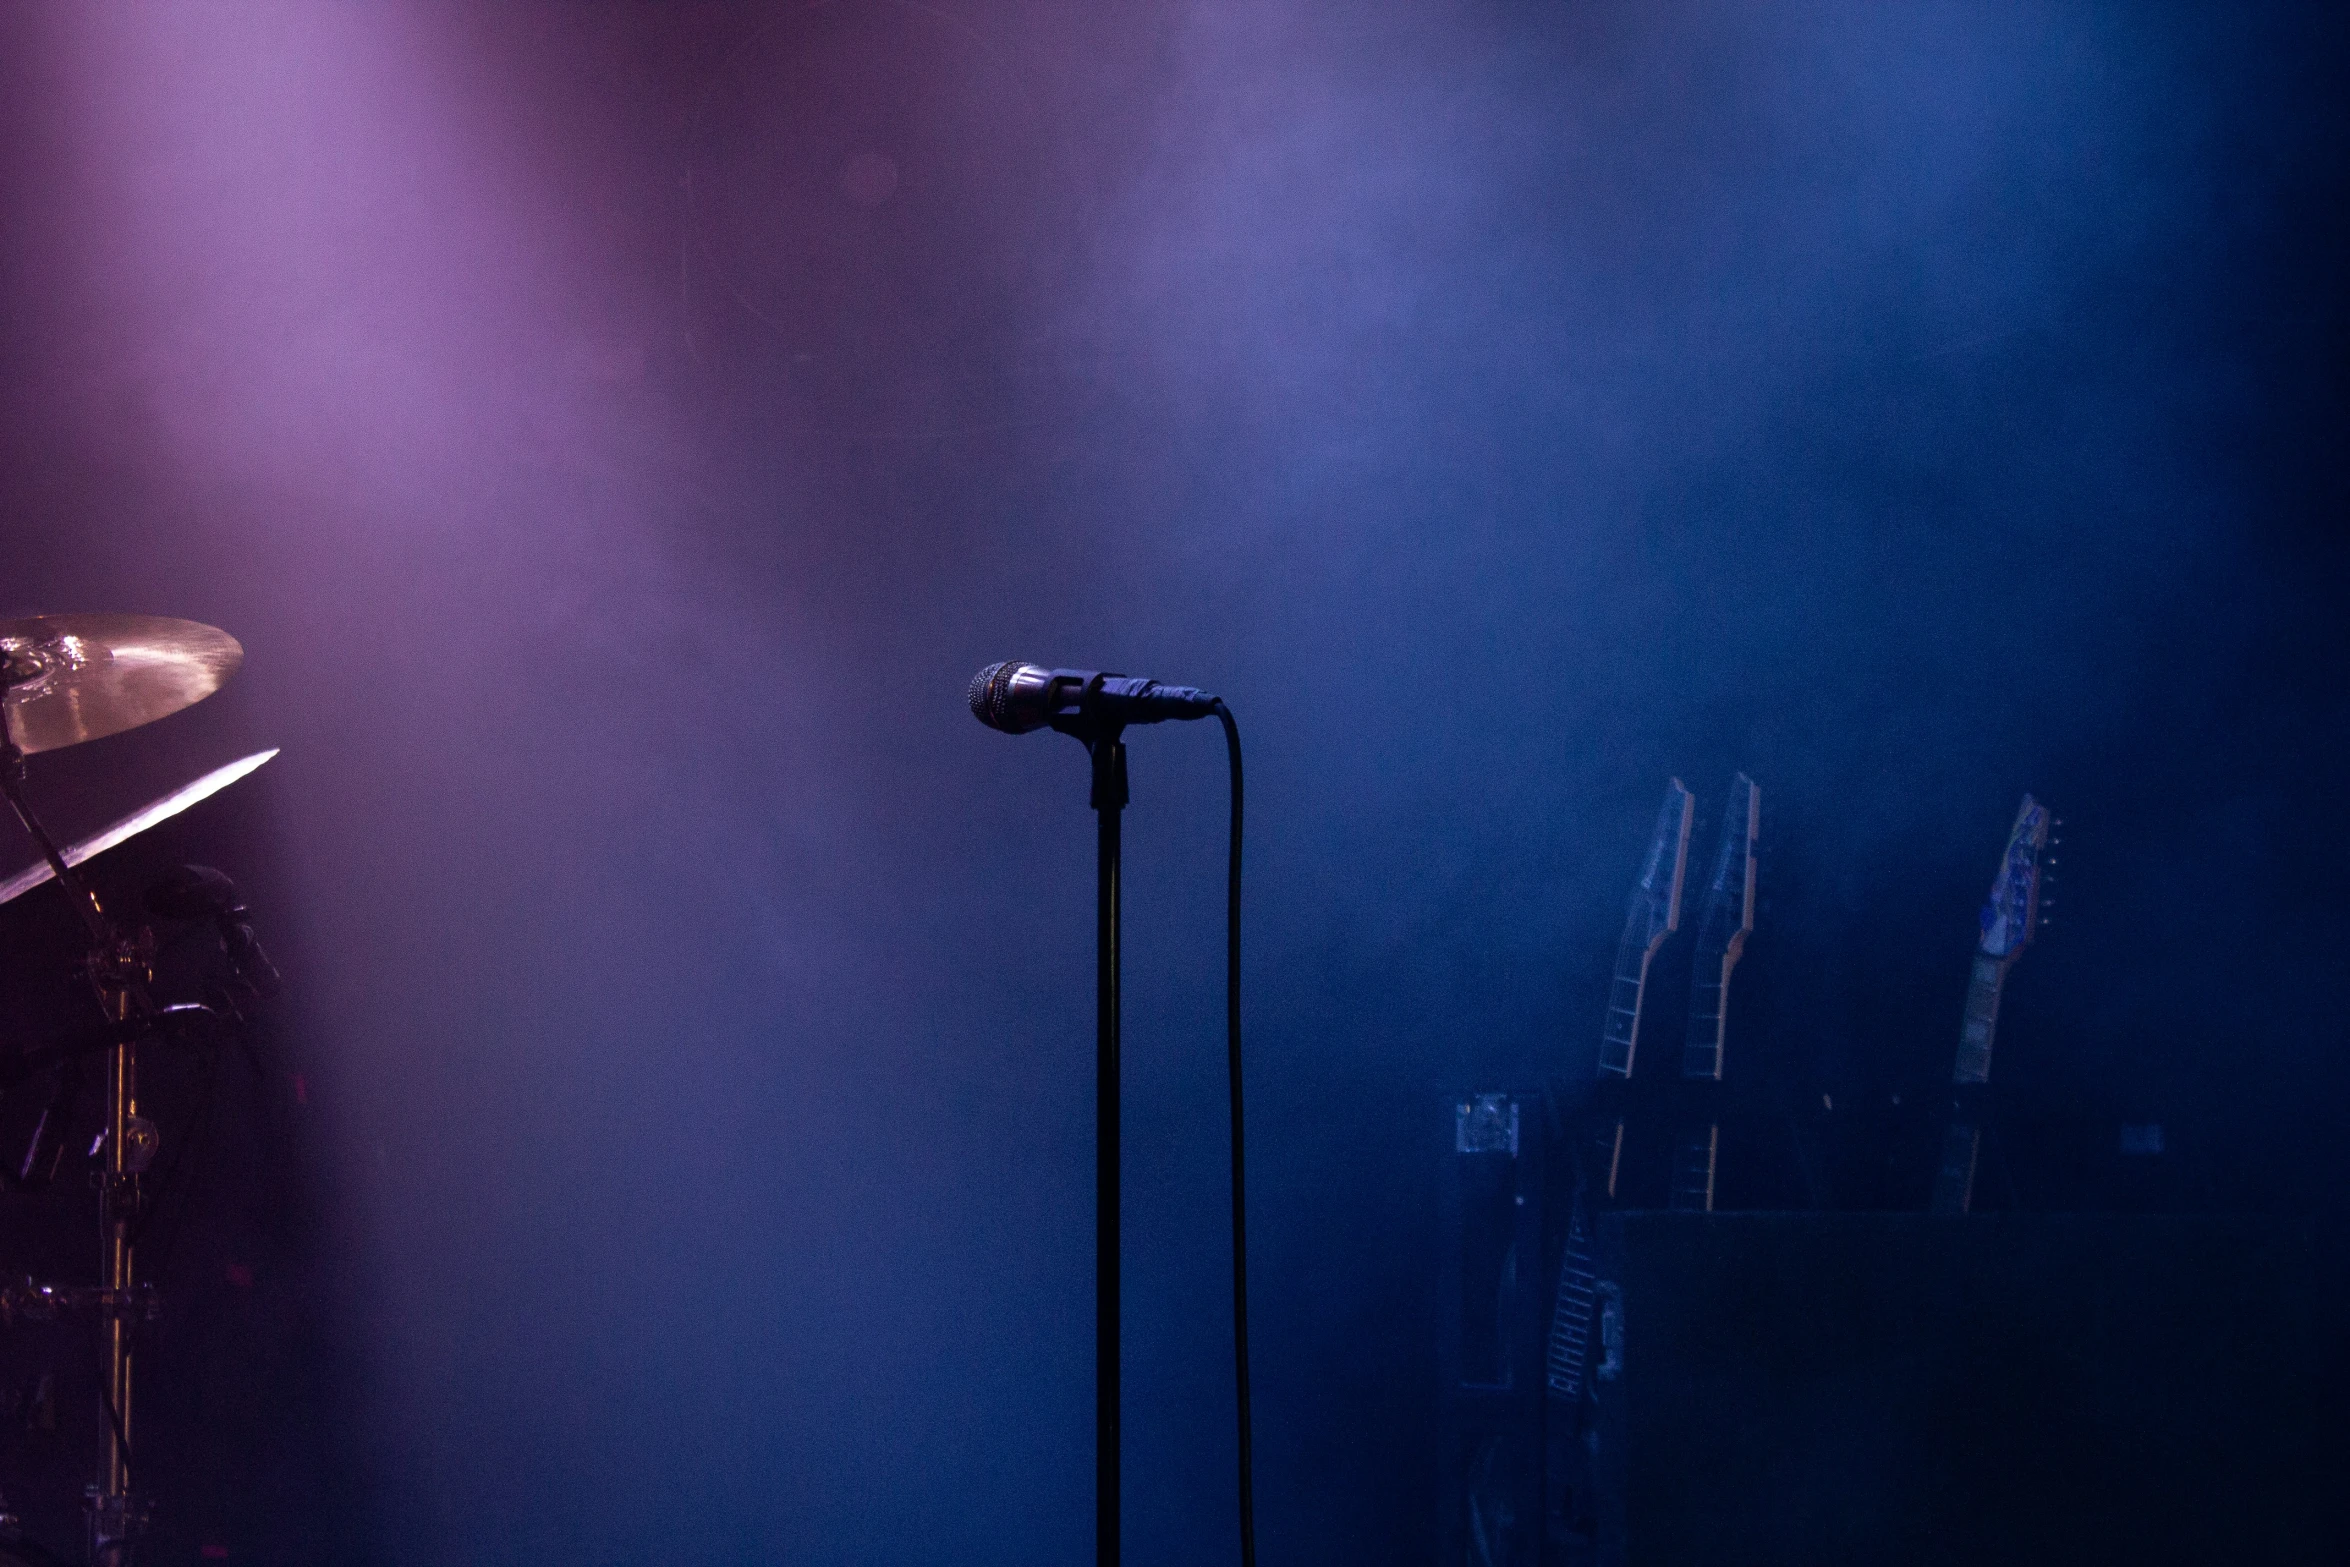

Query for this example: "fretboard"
[1931,1121,1982,1215]
[1953,952,2007,1085]
[1598,899,1668,1079]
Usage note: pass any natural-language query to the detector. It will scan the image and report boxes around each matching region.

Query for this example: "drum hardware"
[3,1010,220,1207]
[0,1481,76,1567]
[0,616,270,1567]
[11,1076,77,1196]
[141,868,279,1015]
[2,729,147,1567]
[0,1283,162,1332]
[0,1011,218,1096]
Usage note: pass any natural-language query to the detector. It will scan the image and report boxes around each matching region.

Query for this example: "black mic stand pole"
[1087,729,1127,1567]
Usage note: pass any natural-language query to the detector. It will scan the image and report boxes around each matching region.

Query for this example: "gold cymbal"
[0,614,243,755]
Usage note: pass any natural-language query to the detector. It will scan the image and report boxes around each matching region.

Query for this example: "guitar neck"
[1547,1197,1600,1400]
[1597,899,1668,1079]
[1597,781,1692,1081]
[1935,956,2010,1212]
[1671,777,1757,1211]
[1953,951,2007,1085]
[1930,1120,1982,1215]
[1671,909,1741,1210]
[1666,1124,1719,1212]
[1679,776,1757,1082]
[1679,938,1740,1081]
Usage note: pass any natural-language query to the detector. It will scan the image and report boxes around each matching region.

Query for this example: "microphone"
[145,865,282,1001]
[968,662,1219,735]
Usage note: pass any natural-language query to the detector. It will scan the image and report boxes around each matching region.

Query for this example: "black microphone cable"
[1213,698,1256,1567]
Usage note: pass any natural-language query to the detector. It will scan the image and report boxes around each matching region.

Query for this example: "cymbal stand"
[0,713,155,1567]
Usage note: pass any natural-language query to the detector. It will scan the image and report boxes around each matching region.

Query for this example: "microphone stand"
[970,662,1233,1567]
[1082,727,1127,1567]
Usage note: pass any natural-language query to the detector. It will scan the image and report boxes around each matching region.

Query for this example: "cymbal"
[0,614,243,755]
[0,750,277,908]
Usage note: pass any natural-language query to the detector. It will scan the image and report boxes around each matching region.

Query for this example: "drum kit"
[0,614,277,1567]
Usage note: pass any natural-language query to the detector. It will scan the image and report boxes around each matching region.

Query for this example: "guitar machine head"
[1976,794,2053,963]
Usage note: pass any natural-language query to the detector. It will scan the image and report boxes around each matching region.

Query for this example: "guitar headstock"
[1638,778,1695,946]
[1976,794,2052,961]
[1709,772,1760,958]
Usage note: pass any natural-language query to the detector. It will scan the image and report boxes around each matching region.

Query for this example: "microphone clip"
[1087,730,1130,811]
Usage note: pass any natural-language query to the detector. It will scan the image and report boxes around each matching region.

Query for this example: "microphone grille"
[968,662,1016,730]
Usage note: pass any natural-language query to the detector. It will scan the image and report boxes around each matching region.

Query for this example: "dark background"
[0,0,2343,1561]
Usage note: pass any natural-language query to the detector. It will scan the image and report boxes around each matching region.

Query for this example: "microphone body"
[146,864,283,1001]
[969,662,1218,736]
